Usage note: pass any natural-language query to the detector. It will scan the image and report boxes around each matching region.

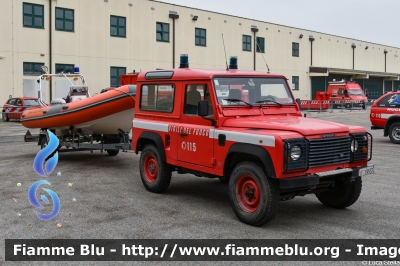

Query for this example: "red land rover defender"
[132,58,374,226]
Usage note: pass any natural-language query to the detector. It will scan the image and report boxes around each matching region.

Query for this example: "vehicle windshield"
[213,77,294,106]
[24,99,40,106]
[348,89,364,96]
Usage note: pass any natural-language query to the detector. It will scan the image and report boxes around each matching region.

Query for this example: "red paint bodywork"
[300,81,367,110]
[2,97,41,121]
[370,91,400,130]
[130,68,370,180]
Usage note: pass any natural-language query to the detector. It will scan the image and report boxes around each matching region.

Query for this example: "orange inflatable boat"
[21,85,136,135]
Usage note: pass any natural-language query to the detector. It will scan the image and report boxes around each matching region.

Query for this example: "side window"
[377,94,400,107]
[8,99,17,105]
[140,84,174,112]
[338,88,344,95]
[184,84,203,115]
[16,99,22,105]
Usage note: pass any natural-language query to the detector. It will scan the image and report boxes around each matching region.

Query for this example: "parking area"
[0,107,399,263]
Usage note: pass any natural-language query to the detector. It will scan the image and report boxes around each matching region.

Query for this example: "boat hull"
[21,85,136,135]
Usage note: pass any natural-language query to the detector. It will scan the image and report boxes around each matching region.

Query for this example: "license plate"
[359,165,374,176]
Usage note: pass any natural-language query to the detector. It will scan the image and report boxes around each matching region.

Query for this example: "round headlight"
[351,139,359,152]
[290,145,302,161]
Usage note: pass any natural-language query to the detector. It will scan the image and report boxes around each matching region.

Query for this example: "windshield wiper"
[223,98,253,107]
[255,99,283,107]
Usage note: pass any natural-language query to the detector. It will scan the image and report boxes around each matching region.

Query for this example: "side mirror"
[198,100,209,117]
[295,98,301,109]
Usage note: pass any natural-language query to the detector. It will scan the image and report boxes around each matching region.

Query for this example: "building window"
[55,7,74,32]
[23,2,44,28]
[256,37,265,53]
[156,22,169,42]
[195,28,206,46]
[242,35,251,51]
[292,42,299,57]
[23,62,44,75]
[110,67,126,87]
[292,76,299,90]
[55,64,75,74]
[110,15,126,37]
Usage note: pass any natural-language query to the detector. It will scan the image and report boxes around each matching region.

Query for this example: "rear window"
[376,93,400,107]
[140,84,174,112]
[24,99,40,106]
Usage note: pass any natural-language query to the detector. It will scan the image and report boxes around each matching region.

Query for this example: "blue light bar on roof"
[179,54,189,68]
[229,56,238,69]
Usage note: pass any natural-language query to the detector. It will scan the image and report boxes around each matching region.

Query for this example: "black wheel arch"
[136,131,166,162]
[224,143,276,179]
[384,116,400,136]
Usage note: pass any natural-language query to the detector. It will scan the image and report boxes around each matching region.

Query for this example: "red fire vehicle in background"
[2,97,42,122]
[370,91,400,144]
[300,80,368,110]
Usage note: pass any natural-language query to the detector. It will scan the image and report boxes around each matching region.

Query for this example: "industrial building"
[1,0,399,104]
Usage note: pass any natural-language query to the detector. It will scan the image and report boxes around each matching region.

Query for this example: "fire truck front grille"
[308,136,351,167]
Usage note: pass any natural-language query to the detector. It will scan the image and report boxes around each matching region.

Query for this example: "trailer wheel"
[2,112,9,122]
[139,144,171,193]
[229,161,279,226]
[316,176,362,209]
[106,149,119,156]
[388,122,400,144]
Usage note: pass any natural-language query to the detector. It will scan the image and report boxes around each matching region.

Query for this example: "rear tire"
[316,177,362,209]
[2,112,9,122]
[388,122,400,144]
[106,149,119,156]
[139,144,171,193]
[228,161,279,226]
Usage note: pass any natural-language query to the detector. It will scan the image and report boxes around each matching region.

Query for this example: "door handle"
[179,133,188,137]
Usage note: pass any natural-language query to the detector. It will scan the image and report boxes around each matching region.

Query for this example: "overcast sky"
[159,0,400,48]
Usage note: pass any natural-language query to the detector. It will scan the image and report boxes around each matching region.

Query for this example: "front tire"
[228,162,279,226]
[2,112,9,122]
[316,177,362,209]
[139,144,171,193]
[388,122,400,144]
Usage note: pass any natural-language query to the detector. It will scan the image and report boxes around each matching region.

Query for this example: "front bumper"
[279,164,374,190]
